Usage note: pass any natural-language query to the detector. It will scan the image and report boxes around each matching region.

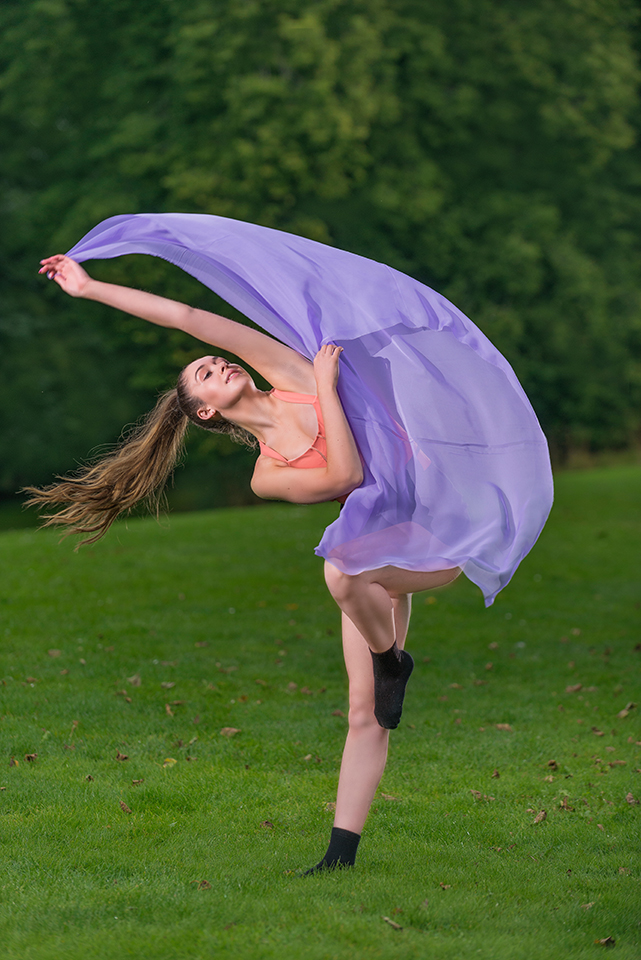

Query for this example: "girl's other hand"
[313,343,343,391]
[38,255,91,298]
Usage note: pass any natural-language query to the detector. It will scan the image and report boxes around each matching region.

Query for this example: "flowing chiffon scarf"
[67,214,553,606]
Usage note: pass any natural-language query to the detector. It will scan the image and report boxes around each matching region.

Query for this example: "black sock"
[302,827,361,875]
[370,641,414,729]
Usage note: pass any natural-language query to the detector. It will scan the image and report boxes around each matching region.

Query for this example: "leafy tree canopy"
[1,0,640,496]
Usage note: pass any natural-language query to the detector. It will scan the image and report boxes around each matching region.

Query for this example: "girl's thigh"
[359,564,461,598]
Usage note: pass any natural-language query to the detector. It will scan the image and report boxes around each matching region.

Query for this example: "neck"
[222,388,279,442]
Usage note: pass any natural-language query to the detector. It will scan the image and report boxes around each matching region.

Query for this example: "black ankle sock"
[370,641,414,729]
[302,827,361,875]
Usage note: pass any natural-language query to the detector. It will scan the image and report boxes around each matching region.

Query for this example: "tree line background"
[1,0,640,513]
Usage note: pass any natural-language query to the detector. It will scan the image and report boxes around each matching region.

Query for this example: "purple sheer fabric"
[67,214,553,605]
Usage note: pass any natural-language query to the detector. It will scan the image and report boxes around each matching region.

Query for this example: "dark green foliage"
[1,0,641,496]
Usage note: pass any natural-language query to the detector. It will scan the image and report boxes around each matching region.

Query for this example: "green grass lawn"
[1,466,640,960]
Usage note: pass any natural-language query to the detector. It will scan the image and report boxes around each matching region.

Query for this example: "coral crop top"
[258,389,327,468]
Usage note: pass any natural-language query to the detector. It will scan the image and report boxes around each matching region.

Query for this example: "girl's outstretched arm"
[39,255,316,393]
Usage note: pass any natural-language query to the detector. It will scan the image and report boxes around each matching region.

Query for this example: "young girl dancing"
[31,214,553,873]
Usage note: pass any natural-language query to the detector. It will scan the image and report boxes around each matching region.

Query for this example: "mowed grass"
[0,466,640,960]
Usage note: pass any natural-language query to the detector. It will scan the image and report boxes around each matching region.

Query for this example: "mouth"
[226,368,240,383]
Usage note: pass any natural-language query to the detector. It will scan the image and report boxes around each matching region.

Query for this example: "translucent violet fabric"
[67,213,553,605]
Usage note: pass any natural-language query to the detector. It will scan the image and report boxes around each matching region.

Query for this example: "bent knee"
[324,561,361,603]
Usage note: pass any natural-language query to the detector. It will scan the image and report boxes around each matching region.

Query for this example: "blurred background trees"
[1,0,640,513]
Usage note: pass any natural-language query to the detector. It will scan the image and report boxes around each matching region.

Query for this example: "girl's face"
[184,355,252,420]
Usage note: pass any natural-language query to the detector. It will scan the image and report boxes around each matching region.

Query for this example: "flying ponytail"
[24,375,257,547]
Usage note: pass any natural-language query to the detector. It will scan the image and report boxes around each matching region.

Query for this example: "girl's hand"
[38,255,92,298]
[313,343,343,392]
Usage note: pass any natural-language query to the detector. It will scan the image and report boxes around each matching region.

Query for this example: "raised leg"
[324,562,459,654]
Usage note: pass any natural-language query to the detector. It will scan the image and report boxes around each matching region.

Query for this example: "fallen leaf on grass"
[303,754,312,761]
[488,641,499,650]
[592,727,605,737]
[496,723,513,732]
[450,683,463,689]
[626,792,639,805]
[473,680,488,686]
[544,775,555,782]
[618,866,630,874]
[132,779,144,786]
[287,682,298,691]
[439,882,451,889]
[260,821,274,829]
[547,760,559,770]
[594,937,615,947]
[115,751,129,762]
[197,880,211,890]
[491,769,500,778]
[332,709,346,717]
[382,916,403,930]
[25,677,40,683]
[9,758,19,767]
[597,824,604,830]
[255,679,268,686]
[48,649,61,658]
[533,810,547,824]
[438,695,448,702]
[381,793,401,802]
[85,775,94,782]
[161,682,175,689]
[220,728,241,737]
[165,704,174,717]
[24,754,37,762]
[60,669,68,676]
[560,797,574,811]
[119,800,132,814]
[616,701,636,719]
[471,790,495,801]
[163,758,177,768]
[609,760,626,767]
[127,673,141,687]
[566,683,582,693]
[300,686,313,695]
[485,662,493,671]
[581,902,595,909]
[195,641,208,648]
[325,802,336,812]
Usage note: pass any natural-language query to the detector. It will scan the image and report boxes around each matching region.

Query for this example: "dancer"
[31,214,553,873]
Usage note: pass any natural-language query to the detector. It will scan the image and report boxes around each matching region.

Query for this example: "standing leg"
[303,595,411,874]
[334,595,411,832]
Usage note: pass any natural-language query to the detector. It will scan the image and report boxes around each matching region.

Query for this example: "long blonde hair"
[24,373,256,546]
